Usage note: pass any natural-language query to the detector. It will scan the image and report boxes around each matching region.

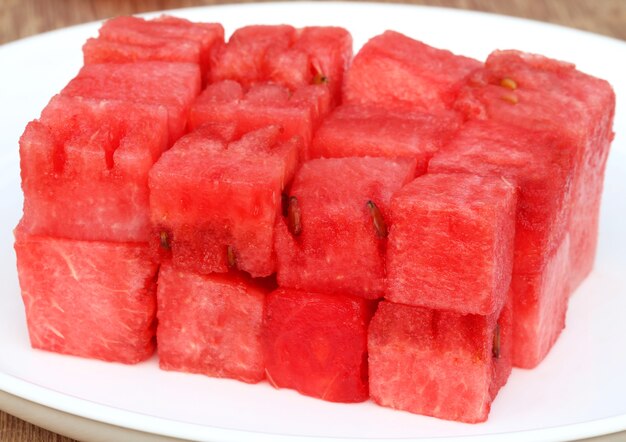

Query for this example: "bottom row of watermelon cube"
[15,227,511,423]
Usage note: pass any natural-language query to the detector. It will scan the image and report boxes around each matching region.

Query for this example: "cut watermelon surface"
[386,173,517,315]
[274,157,417,299]
[343,31,481,111]
[263,288,375,402]
[62,62,201,143]
[157,263,267,383]
[149,125,300,277]
[454,50,616,291]
[83,16,224,78]
[211,25,351,104]
[368,298,512,423]
[14,226,158,364]
[310,105,461,170]
[19,95,169,242]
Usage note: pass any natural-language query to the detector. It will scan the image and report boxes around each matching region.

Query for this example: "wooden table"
[1,1,624,441]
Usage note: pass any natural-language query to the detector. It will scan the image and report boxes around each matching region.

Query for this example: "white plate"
[1,3,625,442]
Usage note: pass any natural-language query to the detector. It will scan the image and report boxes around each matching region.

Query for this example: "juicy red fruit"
[263,289,375,402]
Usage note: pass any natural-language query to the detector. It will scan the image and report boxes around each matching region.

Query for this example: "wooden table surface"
[1,1,625,441]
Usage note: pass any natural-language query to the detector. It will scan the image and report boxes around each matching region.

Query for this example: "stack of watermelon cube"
[14,16,616,424]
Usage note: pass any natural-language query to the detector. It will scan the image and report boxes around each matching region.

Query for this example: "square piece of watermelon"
[210,25,352,105]
[149,125,300,277]
[263,288,375,402]
[454,50,615,290]
[310,104,462,172]
[274,157,417,299]
[83,15,224,79]
[19,95,169,243]
[62,62,201,144]
[14,226,158,364]
[343,31,481,111]
[368,298,512,423]
[386,172,516,315]
[157,263,268,383]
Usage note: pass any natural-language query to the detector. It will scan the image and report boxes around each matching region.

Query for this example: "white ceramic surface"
[0,3,625,442]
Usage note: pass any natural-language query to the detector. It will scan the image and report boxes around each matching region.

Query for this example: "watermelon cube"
[386,173,516,315]
[263,288,375,402]
[149,125,301,277]
[454,50,615,290]
[156,263,268,383]
[310,104,462,171]
[83,16,224,78]
[14,226,158,364]
[62,62,201,143]
[428,121,575,367]
[368,298,512,423]
[210,25,352,104]
[189,80,330,160]
[343,31,481,111]
[274,157,417,299]
[19,95,169,242]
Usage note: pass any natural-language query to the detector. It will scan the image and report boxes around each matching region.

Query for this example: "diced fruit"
[19,95,169,242]
[275,157,417,299]
[343,31,481,111]
[149,125,300,277]
[211,25,351,104]
[62,62,201,143]
[189,80,330,160]
[454,50,615,290]
[14,225,157,364]
[310,104,462,171]
[386,173,516,315]
[512,235,571,368]
[83,15,224,79]
[263,288,375,402]
[156,263,267,383]
[368,298,512,423]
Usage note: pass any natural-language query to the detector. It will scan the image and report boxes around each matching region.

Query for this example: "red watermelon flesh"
[149,125,300,277]
[274,157,417,299]
[429,120,574,275]
[343,31,481,111]
[157,263,267,383]
[386,173,516,315]
[62,62,201,144]
[310,104,462,171]
[455,50,615,290]
[263,288,376,402]
[368,298,512,423]
[189,80,331,160]
[19,95,169,242]
[211,25,351,104]
[83,16,224,79]
[14,225,157,364]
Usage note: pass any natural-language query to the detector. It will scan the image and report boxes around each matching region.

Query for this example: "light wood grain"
[1,1,624,441]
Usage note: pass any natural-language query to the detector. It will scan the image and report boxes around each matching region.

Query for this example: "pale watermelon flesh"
[368,297,512,423]
[386,173,517,315]
[263,288,375,402]
[14,225,158,364]
[310,104,462,171]
[149,125,300,277]
[157,263,268,383]
[62,62,201,144]
[343,30,481,111]
[83,15,224,79]
[274,157,417,299]
[19,94,169,242]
